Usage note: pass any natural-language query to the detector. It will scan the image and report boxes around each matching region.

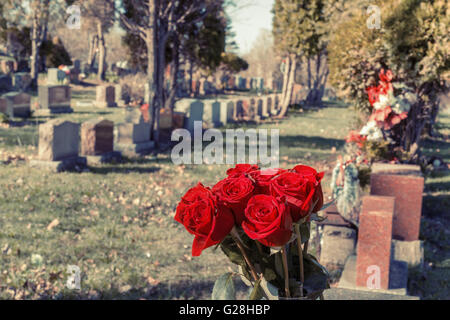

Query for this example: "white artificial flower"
[360,121,383,141]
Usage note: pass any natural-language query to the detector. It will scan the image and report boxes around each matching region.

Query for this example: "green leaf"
[299,223,310,244]
[319,199,335,212]
[302,254,330,297]
[309,213,327,222]
[220,236,245,266]
[212,272,236,300]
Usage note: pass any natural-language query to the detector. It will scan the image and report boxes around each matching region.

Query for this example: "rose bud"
[175,183,234,256]
[242,195,292,247]
[226,164,259,178]
[212,175,255,224]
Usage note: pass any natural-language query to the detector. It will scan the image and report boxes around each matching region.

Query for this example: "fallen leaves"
[46,219,59,231]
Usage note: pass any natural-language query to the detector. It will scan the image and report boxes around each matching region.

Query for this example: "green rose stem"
[294,223,304,297]
[230,228,259,282]
[230,228,270,300]
[281,247,290,298]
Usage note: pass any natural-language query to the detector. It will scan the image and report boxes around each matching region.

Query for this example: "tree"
[240,29,277,88]
[81,0,115,81]
[113,0,224,147]
[272,0,330,117]
[328,0,449,162]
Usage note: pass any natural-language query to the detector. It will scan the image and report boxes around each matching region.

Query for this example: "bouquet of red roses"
[175,164,331,300]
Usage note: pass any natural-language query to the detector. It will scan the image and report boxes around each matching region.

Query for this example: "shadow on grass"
[422,193,450,219]
[279,135,345,150]
[89,165,161,175]
[54,278,248,300]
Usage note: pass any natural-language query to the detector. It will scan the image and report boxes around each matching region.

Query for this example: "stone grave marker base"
[34,107,73,116]
[323,288,419,300]
[29,156,86,173]
[338,255,411,297]
[85,151,122,166]
[115,141,155,157]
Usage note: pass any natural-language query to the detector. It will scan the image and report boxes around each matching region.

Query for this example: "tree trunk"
[88,34,98,73]
[165,36,180,110]
[30,14,39,88]
[280,56,290,105]
[277,54,297,118]
[307,57,312,91]
[97,21,106,81]
[146,0,160,148]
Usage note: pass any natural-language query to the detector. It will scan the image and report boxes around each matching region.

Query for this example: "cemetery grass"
[0,98,448,299]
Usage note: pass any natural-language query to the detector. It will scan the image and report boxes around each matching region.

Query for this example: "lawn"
[0,90,448,299]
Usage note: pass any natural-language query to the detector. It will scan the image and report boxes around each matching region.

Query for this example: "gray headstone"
[38,85,72,113]
[115,122,151,144]
[95,85,116,108]
[0,96,13,118]
[391,240,424,268]
[2,91,31,117]
[47,68,66,85]
[38,119,80,161]
[0,74,12,92]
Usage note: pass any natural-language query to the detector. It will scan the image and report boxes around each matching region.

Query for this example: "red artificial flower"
[242,195,292,247]
[366,86,380,106]
[175,183,235,256]
[346,130,367,148]
[379,69,394,83]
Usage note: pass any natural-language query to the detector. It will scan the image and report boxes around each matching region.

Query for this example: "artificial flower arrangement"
[329,69,419,225]
[175,164,330,300]
[354,68,417,144]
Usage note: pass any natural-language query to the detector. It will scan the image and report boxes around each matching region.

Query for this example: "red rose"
[213,175,255,224]
[242,195,292,247]
[175,183,234,256]
[248,168,286,194]
[226,164,259,177]
[292,165,324,214]
[270,166,323,222]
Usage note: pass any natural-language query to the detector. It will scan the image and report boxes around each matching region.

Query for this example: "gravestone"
[114,122,155,156]
[81,119,121,165]
[29,119,86,172]
[175,99,203,132]
[0,96,13,118]
[37,85,73,114]
[160,108,173,129]
[114,84,126,107]
[234,99,244,120]
[2,92,31,117]
[95,85,116,108]
[370,166,424,241]
[12,72,32,91]
[212,100,234,127]
[355,196,395,290]
[0,74,12,92]
[47,68,66,85]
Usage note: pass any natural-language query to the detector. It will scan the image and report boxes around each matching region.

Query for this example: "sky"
[226,0,275,55]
